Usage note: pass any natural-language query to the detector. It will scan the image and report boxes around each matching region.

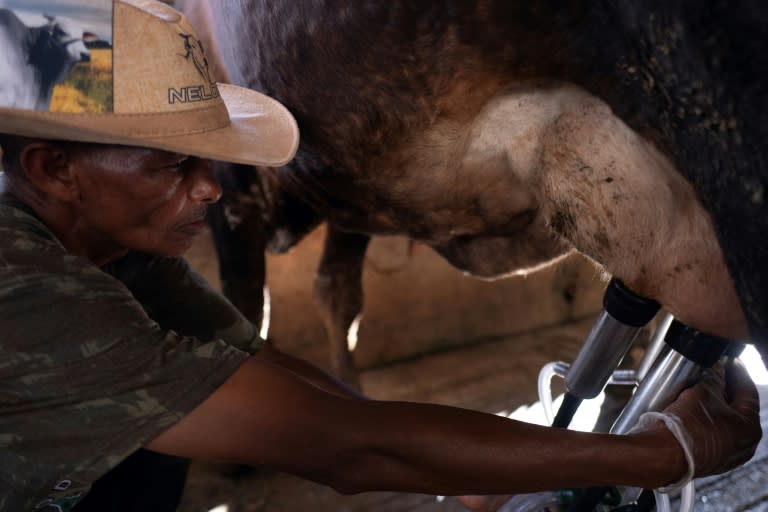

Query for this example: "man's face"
[67,144,222,258]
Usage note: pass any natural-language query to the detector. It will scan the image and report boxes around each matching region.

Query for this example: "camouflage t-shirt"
[0,196,264,511]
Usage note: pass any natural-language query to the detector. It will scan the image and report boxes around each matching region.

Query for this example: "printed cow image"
[0,8,94,110]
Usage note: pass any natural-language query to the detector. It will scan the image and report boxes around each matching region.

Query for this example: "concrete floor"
[178,316,768,512]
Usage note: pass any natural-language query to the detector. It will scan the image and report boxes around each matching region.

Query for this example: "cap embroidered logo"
[168,32,220,105]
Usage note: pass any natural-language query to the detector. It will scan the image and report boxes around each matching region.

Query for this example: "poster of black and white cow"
[0,0,112,112]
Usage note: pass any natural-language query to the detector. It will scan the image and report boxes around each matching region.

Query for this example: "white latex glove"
[632,359,761,492]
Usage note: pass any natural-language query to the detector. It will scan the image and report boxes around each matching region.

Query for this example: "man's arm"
[111,253,367,399]
[145,353,760,496]
[107,253,264,351]
[258,342,367,400]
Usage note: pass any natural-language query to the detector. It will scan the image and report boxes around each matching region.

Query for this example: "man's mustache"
[175,205,208,227]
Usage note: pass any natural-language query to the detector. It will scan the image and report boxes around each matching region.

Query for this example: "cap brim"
[0,83,299,167]
[161,84,300,166]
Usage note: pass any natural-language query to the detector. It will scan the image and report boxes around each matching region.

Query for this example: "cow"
[176,0,767,388]
[0,9,92,111]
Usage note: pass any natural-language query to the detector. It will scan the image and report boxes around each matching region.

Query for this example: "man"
[0,1,761,511]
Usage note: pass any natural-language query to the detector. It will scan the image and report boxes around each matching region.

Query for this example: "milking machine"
[501,278,742,512]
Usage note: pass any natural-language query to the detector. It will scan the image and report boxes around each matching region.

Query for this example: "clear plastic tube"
[537,361,567,425]
[652,481,695,512]
[654,490,672,512]
[679,481,696,512]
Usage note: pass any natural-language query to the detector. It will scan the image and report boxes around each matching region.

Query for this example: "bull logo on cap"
[178,32,212,84]
[168,32,219,104]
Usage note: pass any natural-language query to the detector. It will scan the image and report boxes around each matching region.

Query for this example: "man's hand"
[664,358,762,477]
[634,358,762,490]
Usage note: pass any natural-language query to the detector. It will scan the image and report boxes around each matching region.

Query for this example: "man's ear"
[18,143,79,202]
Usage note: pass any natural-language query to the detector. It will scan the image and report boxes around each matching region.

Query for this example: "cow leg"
[314,225,371,389]
[207,163,269,330]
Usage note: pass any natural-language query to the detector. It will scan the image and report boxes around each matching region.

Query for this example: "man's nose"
[188,159,222,203]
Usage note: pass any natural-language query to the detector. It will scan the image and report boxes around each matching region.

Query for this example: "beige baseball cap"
[0,0,298,167]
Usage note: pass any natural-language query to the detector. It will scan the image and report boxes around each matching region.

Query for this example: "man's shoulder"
[0,196,116,297]
[0,195,61,253]
[102,251,189,288]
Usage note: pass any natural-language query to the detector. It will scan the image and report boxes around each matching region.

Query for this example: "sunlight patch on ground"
[740,345,768,385]
[498,392,605,432]
[259,286,271,340]
[347,316,362,352]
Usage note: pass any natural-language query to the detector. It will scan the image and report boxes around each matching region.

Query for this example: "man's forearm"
[332,398,687,495]
[150,357,759,497]
[256,342,367,400]
[242,346,687,493]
